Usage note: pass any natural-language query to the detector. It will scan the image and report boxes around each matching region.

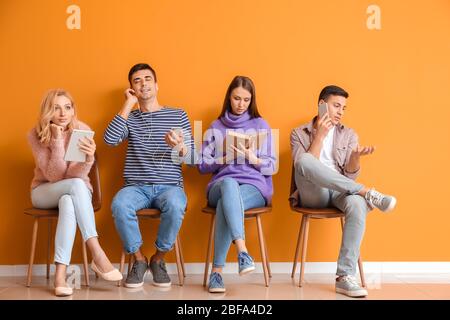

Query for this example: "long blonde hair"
[36,89,78,144]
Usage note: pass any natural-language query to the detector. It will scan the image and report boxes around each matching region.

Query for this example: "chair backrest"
[88,153,101,212]
[288,163,299,207]
[290,164,296,196]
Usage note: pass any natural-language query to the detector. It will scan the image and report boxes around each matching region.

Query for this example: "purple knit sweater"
[197,110,277,204]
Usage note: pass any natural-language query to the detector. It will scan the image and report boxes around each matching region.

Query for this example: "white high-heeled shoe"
[91,260,123,282]
[54,286,73,297]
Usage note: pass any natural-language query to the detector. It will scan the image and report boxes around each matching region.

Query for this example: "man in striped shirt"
[104,63,194,288]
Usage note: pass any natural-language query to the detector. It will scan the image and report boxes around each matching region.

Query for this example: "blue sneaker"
[208,272,226,293]
[238,251,255,275]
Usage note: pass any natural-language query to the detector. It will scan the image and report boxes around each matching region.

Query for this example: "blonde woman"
[27,89,122,297]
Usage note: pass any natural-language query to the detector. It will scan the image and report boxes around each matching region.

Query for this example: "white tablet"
[64,129,95,162]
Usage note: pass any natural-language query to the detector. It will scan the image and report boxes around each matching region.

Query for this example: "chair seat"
[290,205,345,218]
[136,208,161,218]
[24,208,58,218]
[202,206,272,217]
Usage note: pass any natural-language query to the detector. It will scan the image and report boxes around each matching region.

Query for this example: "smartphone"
[171,127,183,137]
[318,102,328,118]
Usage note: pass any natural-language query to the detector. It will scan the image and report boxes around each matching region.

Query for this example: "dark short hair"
[219,75,261,119]
[128,63,157,85]
[318,85,349,103]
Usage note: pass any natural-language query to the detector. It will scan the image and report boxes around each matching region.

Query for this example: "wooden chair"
[289,164,366,287]
[118,208,186,286]
[24,155,101,287]
[202,205,272,287]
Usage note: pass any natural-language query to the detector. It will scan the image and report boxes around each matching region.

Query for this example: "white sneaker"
[335,275,368,298]
[365,188,397,212]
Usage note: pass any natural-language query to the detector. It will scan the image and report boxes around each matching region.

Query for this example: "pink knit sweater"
[28,121,94,192]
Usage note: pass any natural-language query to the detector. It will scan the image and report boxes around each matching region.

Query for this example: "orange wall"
[1,0,449,265]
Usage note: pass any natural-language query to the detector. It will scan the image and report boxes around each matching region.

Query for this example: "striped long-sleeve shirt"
[104,107,194,188]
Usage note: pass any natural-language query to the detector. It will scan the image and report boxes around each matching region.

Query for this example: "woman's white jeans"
[31,178,98,266]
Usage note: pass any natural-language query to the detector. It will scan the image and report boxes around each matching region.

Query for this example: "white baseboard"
[1,262,450,277]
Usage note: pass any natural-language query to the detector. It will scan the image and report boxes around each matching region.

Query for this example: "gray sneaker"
[365,188,397,213]
[149,259,172,287]
[124,257,148,288]
[336,275,368,298]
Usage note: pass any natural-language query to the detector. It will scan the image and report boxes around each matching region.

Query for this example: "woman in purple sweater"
[198,76,277,293]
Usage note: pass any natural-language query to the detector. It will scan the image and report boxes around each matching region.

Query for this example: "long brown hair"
[36,89,78,144]
[219,76,262,119]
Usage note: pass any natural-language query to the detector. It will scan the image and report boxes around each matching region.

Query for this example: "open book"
[222,130,268,159]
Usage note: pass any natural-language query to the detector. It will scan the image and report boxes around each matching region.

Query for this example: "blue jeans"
[111,184,187,254]
[208,177,266,268]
